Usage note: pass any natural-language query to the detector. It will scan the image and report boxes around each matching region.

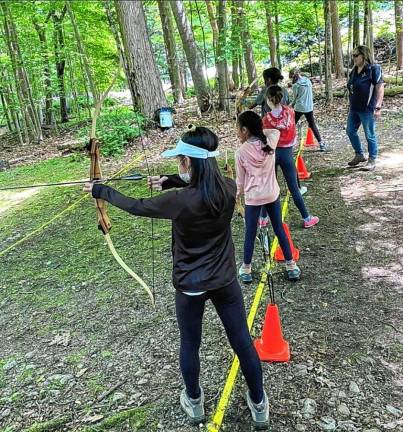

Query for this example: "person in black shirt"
[84,125,269,429]
[346,45,384,171]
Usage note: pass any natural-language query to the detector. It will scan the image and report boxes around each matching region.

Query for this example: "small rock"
[327,396,337,407]
[338,390,347,399]
[338,420,358,431]
[338,403,351,416]
[45,374,74,386]
[25,352,35,359]
[295,424,306,431]
[386,405,401,417]
[301,398,317,419]
[0,408,11,419]
[137,378,148,385]
[134,369,146,377]
[295,364,308,377]
[362,429,380,432]
[112,392,126,402]
[3,359,17,371]
[349,381,360,394]
[317,416,336,431]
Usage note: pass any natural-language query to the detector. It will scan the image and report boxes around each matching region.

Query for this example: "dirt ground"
[0,97,402,432]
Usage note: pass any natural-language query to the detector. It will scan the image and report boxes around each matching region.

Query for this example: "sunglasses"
[352,53,361,58]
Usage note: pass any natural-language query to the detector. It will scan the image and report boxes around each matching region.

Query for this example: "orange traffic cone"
[274,223,300,262]
[296,155,311,180]
[254,303,290,362]
[305,128,315,147]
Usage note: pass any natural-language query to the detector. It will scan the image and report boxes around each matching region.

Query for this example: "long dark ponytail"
[181,126,229,216]
[238,111,273,154]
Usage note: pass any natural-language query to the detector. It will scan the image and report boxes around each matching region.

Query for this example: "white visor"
[161,140,219,159]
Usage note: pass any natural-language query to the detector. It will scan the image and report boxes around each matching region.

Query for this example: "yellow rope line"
[208,133,306,431]
[0,154,144,258]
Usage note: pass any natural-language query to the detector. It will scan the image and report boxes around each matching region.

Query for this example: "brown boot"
[348,154,367,166]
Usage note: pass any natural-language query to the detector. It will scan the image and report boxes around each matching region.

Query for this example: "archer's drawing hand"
[83,182,94,194]
[147,175,168,191]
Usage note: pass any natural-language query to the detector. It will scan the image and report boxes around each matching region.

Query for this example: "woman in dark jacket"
[84,125,269,430]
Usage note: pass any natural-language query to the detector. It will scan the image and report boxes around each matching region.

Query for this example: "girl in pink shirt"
[236,111,301,283]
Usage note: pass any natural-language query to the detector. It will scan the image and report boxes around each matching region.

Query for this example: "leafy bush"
[76,106,144,156]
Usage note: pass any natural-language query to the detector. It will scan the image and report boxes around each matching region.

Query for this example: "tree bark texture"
[264,1,278,68]
[230,0,240,88]
[115,0,167,118]
[353,0,360,48]
[169,0,210,111]
[239,0,257,87]
[330,0,344,78]
[324,0,333,102]
[216,0,229,112]
[157,0,184,104]
[395,0,403,70]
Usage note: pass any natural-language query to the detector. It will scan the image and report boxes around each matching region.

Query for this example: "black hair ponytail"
[181,125,229,216]
[238,111,273,154]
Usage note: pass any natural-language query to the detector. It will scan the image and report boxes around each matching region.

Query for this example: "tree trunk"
[216,0,229,112]
[324,0,333,102]
[1,2,42,142]
[230,0,240,88]
[274,0,281,69]
[66,2,99,101]
[157,0,184,104]
[169,0,210,111]
[353,0,360,48]
[114,0,167,118]
[32,16,53,125]
[51,6,69,123]
[368,1,374,53]
[314,0,323,84]
[348,0,353,66]
[0,90,12,132]
[264,1,278,68]
[397,0,403,70]
[330,0,344,78]
[239,0,257,87]
[205,0,219,61]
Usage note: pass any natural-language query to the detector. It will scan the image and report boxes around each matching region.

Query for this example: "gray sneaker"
[246,390,269,430]
[180,387,205,425]
[362,157,376,171]
[348,154,367,166]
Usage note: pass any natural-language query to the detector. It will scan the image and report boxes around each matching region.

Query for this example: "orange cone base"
[305,128,316,147]
[297,155,311,180]
[274,245,300,262]
[254,337,290,362]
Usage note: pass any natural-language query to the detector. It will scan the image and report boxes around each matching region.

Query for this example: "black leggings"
[175,280,264,403]
[295,111,322,143]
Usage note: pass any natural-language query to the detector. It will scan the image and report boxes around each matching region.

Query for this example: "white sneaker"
[180,387,205,425]
[299,185,308,196]
[246,390,269,430]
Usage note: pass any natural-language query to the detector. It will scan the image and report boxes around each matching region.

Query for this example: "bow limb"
[89,67,155,307]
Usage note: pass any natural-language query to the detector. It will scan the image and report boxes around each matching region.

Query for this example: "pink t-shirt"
[236,130,281,206]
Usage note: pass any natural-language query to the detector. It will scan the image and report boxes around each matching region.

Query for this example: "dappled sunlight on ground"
[0,188,39,216]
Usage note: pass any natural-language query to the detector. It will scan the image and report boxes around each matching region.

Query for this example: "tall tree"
[230,0,240,88]
[363,0,373,52]
[32,11,53,126]
[324,0,333,102]
[353,0,360,48]
[50,5,69,123]
[239,0,257,87]
[329,0,344,78]
[1,1,42,142]
[396,0,403,70]
[274,0,281,69]
[157,0,184,104]
[216,0,229,112]
[114,0,167,118]
[169,0,210,111]
[314,0,323,84]
[264,1,278,67]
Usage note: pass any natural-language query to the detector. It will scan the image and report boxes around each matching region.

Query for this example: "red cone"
[254,303,290,362]
[305,128,315,147]
[296,155,311,180]
[274,223,300,262]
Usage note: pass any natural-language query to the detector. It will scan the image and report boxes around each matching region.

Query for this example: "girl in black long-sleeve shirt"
[84,126,269,429]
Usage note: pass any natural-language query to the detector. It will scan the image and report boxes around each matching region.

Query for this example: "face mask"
[179,172,191,183]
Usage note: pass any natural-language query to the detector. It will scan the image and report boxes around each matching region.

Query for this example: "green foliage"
[76,107,144,157]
